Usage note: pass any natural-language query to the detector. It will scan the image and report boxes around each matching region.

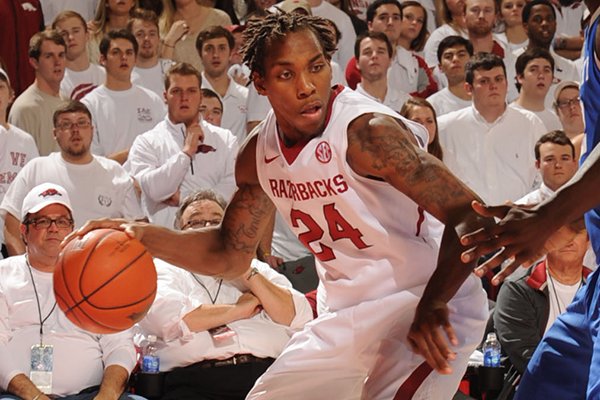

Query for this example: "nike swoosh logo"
[264,155,280,164]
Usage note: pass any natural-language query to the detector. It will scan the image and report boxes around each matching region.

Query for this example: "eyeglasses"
[182,219,222,230]
[556,97,581,110]
[56,120,92,131]
[25,217,74,230]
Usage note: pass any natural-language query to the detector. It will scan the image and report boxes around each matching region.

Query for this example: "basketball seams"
[77,229,119,302]
[55,229,156,333]
[80,247,153,308]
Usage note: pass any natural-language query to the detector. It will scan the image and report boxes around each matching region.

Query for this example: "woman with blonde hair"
[159,0,231,72]
[88,0,139,63]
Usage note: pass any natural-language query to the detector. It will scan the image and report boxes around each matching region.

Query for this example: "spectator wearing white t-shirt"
[510,47,562,132]
[197,26,248,142]
[427,35,473,116]
[52,10,105,100]
[128,8,174,98]
[82,29,166,165]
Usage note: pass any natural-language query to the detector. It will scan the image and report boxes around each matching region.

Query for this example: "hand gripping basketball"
[54,229,157,334]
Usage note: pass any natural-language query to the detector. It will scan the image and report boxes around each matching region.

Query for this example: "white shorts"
[246,274,487,400]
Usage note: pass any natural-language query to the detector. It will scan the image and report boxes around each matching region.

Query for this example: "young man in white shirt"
[517,130,578,205]
[52,10,105,100]
[354,31,409,112]
[128,8,174,98]
[127,63,238,228]
[1,100,143,256]
[197,26,248,142]
[511,47,562,131]
[427,35,473,116]
[438,53,547,204]
[82,29,166,164]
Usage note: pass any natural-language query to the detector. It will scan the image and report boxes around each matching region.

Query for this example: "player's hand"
[62,218,146,247]
[407,300,457,374]
[234,292,261,319]
[182,123,204,158]
[460,201,565,285]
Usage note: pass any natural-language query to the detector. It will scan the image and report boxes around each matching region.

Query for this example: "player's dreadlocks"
[241,12,338,78]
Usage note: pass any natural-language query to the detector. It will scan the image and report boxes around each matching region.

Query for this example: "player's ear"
[252,72,266,95]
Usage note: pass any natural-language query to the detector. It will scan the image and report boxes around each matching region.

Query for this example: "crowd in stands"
[0,0,593,398]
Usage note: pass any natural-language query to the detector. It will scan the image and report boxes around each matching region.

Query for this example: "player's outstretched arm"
[460,138,600,284]
[346,113,493,374]
[66,134,275,280]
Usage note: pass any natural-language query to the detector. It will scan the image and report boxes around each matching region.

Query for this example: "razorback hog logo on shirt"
[38,189,61,198]
[315,141,332,163]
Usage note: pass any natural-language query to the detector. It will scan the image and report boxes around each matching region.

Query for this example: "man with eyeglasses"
[0,100,143,256]
[553,80,584,159]
[136,189,312,400]
[0,183,143,400]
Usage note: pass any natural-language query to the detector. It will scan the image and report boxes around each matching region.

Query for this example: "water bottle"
[483,332,501,367]
[142,335,160,373]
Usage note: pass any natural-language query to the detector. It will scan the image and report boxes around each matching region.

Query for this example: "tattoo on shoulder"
[348,113,477,217]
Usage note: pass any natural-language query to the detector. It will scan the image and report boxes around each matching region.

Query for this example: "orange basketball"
[54,228,157,334]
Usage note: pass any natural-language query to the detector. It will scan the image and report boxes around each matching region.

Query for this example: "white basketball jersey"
[256,87,440,311]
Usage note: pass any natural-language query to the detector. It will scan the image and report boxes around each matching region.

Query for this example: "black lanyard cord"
[190,273,223,305]
[26,256,57,344]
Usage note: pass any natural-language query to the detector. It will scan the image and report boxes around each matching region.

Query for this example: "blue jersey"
[580,10,600,264]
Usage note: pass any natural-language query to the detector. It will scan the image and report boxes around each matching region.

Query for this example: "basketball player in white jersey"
[69,12,494,399]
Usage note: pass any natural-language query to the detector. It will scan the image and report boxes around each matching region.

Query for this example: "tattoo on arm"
[347,114,480,223]
[221,184,275,255]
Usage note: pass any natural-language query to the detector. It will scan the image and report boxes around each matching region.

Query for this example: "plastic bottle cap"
[486,332,496,341]
[147,334,157,342]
